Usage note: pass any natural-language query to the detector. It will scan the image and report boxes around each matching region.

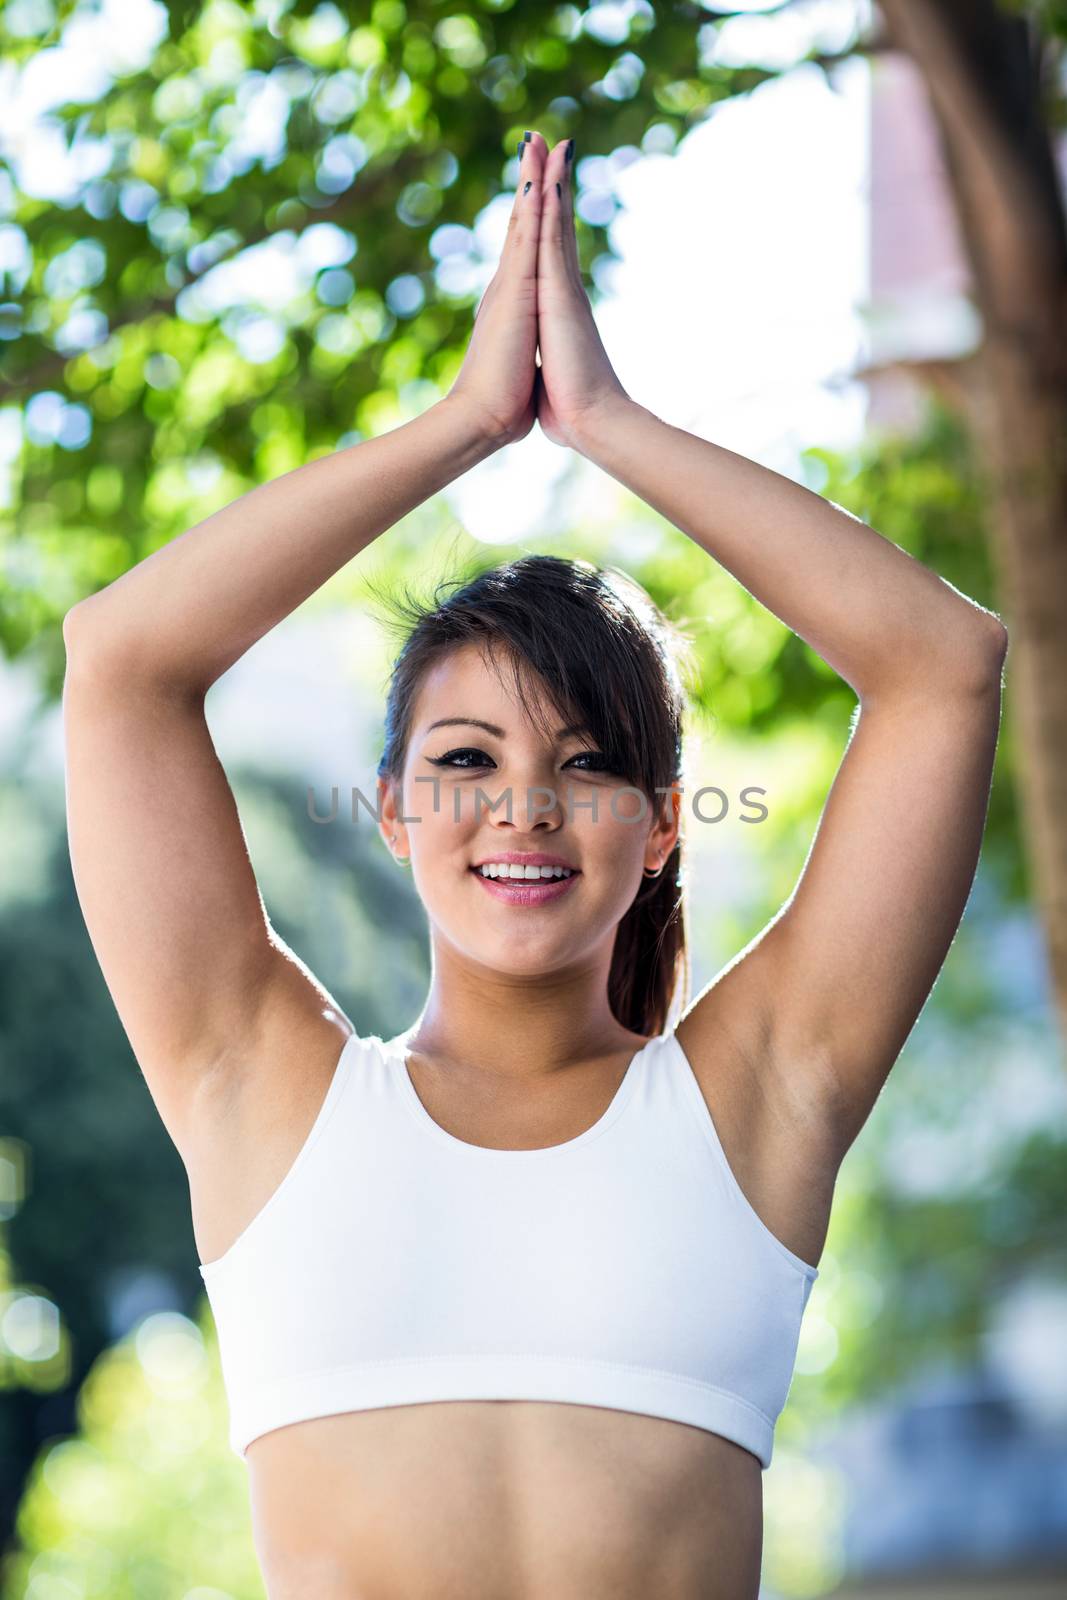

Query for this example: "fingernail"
[523,130,533,142]
[565,140,574,163]
[555,181,561,198]
[523,180,532,195]
[517,140,525,161]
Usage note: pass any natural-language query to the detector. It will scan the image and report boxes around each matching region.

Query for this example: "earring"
[390,834,410,867]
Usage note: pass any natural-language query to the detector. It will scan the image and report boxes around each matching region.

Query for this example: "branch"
[808,30,894,73]
[3,146,428,400]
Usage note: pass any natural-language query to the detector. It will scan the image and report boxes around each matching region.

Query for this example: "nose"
[484,780,564,832]
[464,749,565,829]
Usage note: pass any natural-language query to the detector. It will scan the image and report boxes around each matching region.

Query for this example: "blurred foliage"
[0,1216,72,1397]
[1,1307,266,1598]
[1002,0,1067,51]
[0,0,866,699]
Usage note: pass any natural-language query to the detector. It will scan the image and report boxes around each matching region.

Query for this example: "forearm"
[64,396,496,695]
[574,399,1007,702]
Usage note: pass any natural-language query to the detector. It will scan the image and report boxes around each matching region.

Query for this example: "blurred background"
[1,0,1066,1595]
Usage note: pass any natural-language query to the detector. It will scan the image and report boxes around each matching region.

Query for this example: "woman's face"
[379,642,679,978]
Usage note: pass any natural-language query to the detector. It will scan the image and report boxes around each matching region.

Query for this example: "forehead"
[412,642,566,733]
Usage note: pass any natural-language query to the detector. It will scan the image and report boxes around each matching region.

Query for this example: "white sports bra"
[197,1027,819,1469]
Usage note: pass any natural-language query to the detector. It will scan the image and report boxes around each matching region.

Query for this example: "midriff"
[245,1398,765,1600]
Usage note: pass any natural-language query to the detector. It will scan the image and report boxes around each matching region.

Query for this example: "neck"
[402,938,643,1085]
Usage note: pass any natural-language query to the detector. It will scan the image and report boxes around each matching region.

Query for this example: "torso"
[183,991,843,1600]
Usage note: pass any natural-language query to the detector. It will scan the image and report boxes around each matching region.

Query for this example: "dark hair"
[370,553,694,1039]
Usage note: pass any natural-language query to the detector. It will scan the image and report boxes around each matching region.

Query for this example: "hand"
[535,137,632,450]
[446,132,548,448]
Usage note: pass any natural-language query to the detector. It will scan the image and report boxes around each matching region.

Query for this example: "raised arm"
[533,140,1005,699]
[62,134,550,1152]
[64,139,552,689]
[533,134,1008,1159]
[65,398,495,695]
[61,400,492,1144]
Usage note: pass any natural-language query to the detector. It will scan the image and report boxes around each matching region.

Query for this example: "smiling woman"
[62,126,1005,1600]
[369,552,693,1035]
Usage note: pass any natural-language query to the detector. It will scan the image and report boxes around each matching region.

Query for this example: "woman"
[62,131,1007,1599]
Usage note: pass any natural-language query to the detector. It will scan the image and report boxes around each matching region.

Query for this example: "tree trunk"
[877,0,1067,1044]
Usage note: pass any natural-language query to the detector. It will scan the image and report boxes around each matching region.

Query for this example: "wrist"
[438,392,511,458]
[567,393,647,460]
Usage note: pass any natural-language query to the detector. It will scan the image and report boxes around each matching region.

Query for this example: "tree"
[872,0,1067,1043]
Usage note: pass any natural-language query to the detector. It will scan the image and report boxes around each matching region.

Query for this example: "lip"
[471,851,580,870]
[470,867,580,907]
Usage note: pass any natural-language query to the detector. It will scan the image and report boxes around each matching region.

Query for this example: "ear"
[648,783,682,864]
[377,776,410,859]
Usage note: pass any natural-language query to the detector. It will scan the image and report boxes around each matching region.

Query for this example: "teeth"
[478,864,574,880]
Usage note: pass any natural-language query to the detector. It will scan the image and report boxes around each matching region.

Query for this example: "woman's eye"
[427,748,494,770]
[565,751,615,773]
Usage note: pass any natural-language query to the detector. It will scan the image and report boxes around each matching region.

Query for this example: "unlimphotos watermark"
[306,779,770,827]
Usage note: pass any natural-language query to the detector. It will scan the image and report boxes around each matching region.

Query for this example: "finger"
[556,138,581,284]
[502,129,546,280]
[476,133,546,321]
[540,137,582,290]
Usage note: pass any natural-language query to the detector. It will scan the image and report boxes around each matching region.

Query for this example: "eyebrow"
[423,717,589,741]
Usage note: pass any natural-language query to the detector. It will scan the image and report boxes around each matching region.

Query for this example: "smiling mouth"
[471,864,578,881]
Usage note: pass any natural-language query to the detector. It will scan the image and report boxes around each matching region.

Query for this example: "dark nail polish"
[566,140,574,163]
[523,130,533,142]
[523,180,532,195]
[555,181,561,198]
[517,140,524,161]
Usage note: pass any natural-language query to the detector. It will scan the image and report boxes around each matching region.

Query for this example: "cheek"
[406,804,476,899]
[609,788,649,826]
[592,789,649,847]
[587,787,655,858]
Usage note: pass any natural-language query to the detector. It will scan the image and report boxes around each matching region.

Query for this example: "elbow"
[62,596,143,688]
[986,615,1009,657]
[928,607,1008,697]
[62,599,94,669]
[63,595,113,647]
[861,612,1008,707]
[62,598,208,701]
[967,612,1009,690]
[62,599,90,652]
[62,597,113,676]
